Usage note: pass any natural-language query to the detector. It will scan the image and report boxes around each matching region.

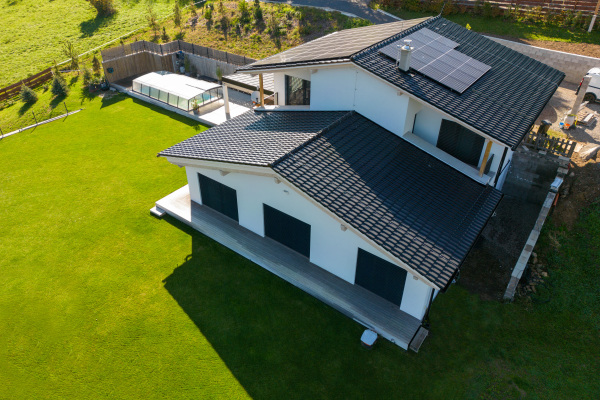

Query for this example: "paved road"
[265,0,399,24]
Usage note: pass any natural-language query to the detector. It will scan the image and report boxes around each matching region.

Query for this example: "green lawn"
[378,9,600,44]
[0,95,598,398]
[0,0,178,87]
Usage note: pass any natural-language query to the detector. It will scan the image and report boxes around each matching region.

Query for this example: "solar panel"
[378,28,490,94]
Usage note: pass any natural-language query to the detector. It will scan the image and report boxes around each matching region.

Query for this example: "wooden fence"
[0,68,53,102]
[101,40,255,66]
[522,132,576,157]
[451,0,599,14]
[101,52,175,83]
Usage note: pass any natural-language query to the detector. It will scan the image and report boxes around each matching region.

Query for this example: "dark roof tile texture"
[352,17,564,149]
[273,112,502,288]
[158,110,349,166]
[239,18,430,71]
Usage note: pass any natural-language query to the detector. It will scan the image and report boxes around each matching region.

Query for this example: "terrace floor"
[112,80,250,126]
[154,185,425,351]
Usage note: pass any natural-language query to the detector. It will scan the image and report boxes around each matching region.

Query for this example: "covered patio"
[153,185,427,351]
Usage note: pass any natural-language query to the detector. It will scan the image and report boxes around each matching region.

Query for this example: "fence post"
[32,111,38,124]
[64,102,69,114]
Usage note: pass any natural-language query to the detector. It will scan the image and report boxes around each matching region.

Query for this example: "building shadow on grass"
[100,95,207,129]
[159,215,387,398]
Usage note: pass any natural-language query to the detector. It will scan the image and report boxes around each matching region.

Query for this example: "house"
[155,16,564,350]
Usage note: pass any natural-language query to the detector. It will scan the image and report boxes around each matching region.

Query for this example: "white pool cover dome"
[132,71,223,111]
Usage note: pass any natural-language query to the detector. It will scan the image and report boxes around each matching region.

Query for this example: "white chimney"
[397,39,413,72]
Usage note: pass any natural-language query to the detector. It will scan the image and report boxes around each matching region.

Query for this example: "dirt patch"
[551,152,600,229]
[488,34,600,58]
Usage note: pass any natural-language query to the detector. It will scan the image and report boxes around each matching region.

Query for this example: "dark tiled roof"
[158,110,349,166]
[352,17,565,149]
[222,72,275,94]
[272,112,502,288]
[238,18,430,71]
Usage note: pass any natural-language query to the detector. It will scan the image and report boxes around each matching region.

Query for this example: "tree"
[82,66,94,85]
[238,0,250,24]
[62,40,79,71]
[147,7,160,38]
[204,4,213,26]
[173,2,183,33]
[189,1,198,17]
[92,54,101,75]
[88,0,116,17]
[51,74,69,97]
[253,0,263,24]
[20,84,38,104]
[161,27,170,42]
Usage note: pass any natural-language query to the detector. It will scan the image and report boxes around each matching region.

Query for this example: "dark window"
[263,204,311,257]
[355,249,407,306]
[437,119,485,167]
[285,75,311,105]
[198,174,239,222]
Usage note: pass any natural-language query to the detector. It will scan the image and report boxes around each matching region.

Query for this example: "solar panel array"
[379,28,491,94]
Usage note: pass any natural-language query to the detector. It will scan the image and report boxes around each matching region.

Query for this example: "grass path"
[0,94,598,398]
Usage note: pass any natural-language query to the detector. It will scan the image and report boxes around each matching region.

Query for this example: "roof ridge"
[270,111,354,167]
[351,15,438,60]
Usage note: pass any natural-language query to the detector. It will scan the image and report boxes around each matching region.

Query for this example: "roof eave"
[236,59,353,74]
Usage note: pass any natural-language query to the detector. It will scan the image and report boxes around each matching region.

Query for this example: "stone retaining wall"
[488,36,600,84]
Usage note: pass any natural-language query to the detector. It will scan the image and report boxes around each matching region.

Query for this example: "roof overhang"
[161,154,442,290]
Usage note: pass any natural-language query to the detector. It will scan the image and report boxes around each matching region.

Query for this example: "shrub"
[161,26,170,42]
[51,74,69,97]
[88,0,116,17]
[92,54,101,75]
[204,4,213,21]
[482,1,493,19]
[147,7,160,38]
[62,40,79,71]
[20,84,38,104]
[184,55,191,72]
[82,66,94,85]
[173,2,183,33]
[238,0,250,24]
[189,1,198,17]
[220,14,230,36]
[253,0,263,24]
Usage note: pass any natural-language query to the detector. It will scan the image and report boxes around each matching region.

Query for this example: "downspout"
[421,287,436,329]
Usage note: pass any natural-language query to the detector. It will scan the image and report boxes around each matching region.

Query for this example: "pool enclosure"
[132,71,223,111]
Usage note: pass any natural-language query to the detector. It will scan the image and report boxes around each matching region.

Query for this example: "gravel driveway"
[536,81,600,144]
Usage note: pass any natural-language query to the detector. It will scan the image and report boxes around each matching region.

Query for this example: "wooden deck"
[155,185,423,350]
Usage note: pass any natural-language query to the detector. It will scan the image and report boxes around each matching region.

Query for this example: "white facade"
[269,65,513,189]
[184,163,433,320]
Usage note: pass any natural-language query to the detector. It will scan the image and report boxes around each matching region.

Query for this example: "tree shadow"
[69,75,80,86]
[79,86,98,105]
[50,94,67,109]
[17,101,34,116]
[79,14,116,38]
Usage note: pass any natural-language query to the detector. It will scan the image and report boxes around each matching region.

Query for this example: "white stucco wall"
[310,67,357,110]
[185,165,432,320]
[413,106,443,146]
